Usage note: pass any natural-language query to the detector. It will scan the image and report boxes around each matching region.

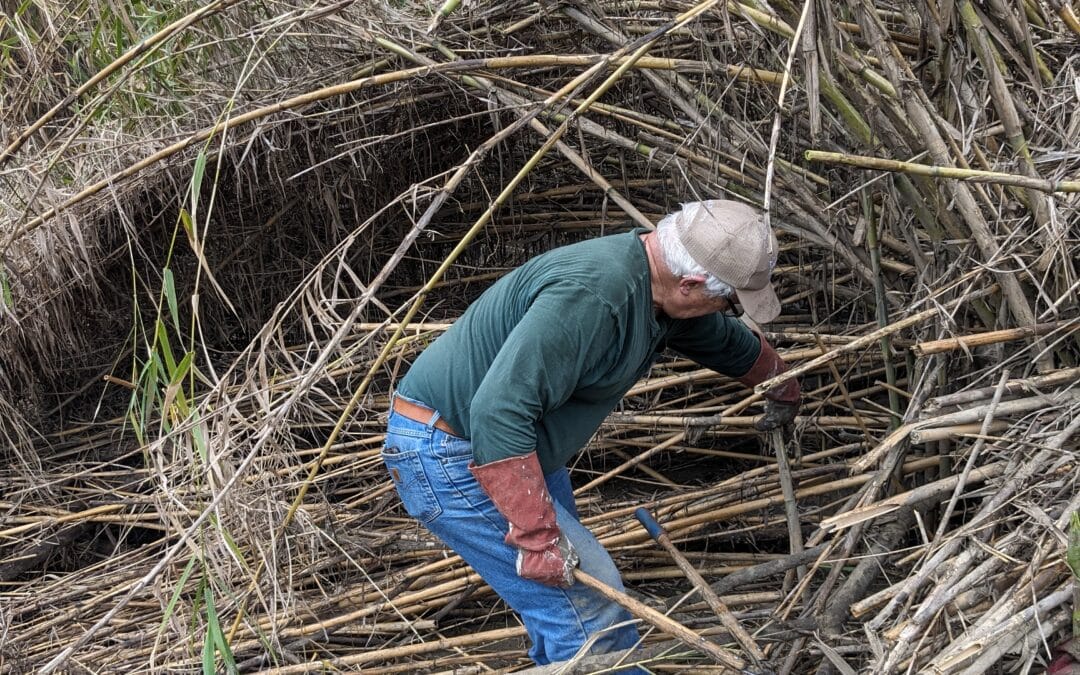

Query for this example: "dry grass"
[1,1,1078,673]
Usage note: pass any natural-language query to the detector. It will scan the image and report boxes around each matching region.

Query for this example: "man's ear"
[677,275,708,295]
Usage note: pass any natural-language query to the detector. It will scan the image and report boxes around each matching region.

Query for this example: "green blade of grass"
[1068,512,1080,578]
[190,150,206,218]
[155,319,177,376]
[201,628,215,675]
[192,415,207,464]
[162,350,194,418]
[157,556,197,639]
[217,524,250,575]
[204,585,237,674]
[0,263,12,309]
[137,354,160,438]
[163,267,180,334]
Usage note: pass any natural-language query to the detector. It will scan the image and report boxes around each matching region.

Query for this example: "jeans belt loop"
[392,396,459,436]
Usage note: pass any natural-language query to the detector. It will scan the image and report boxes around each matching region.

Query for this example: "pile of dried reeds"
[2,1,1079,673]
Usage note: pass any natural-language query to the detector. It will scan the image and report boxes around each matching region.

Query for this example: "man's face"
[665,276,739,319]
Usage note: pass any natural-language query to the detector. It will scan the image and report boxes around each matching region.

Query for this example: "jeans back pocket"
[382,447,442,523]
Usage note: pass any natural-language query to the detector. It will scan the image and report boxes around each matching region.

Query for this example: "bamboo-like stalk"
[912,319,1080,356]
[1,51,733,254]
[958,0,1060,277]
[755,285,999,396]
[908,421,1011,444]
[862,191,902,429]
[819,461,1008,533]
[573,569,746,671]
[805,150,1080,193]
[1049,0,1080,34]
[772,429,807,587]
[4,2,1079,672]
[0,0,241,166]
[255,625,526,674]
[921,366,1080,412]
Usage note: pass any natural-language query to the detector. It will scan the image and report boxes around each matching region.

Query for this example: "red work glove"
[737,333,801,431]
[1049,637,1080,674]
[470,452,579,587]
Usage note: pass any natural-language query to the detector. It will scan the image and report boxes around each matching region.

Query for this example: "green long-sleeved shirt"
[396,229,761,473]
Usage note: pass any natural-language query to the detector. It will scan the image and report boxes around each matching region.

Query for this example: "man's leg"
[384,424,641,668]
[534,507,642,664]
[436,461,641,665]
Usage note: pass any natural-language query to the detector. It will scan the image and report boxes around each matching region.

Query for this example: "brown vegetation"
[1,0,1078,672]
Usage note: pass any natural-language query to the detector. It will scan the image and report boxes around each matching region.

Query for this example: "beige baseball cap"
[673,200,781,323]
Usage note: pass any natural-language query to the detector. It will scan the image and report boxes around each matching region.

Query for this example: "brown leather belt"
[392,396,459,436]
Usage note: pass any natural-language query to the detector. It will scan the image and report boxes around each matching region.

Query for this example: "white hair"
[655,210,735,299]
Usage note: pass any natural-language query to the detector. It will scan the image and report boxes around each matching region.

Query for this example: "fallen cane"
[634,507,769,668]
[572,568,753,673]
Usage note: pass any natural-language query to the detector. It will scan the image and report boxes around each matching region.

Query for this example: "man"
[381,200,800,669]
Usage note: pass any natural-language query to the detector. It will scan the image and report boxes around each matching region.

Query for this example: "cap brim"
[737,284,781,324]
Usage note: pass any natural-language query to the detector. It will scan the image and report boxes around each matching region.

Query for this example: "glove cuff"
[470,452,560,552]
[737,333,800,404]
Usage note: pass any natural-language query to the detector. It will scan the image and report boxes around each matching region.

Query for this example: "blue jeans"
[382,396,644,670]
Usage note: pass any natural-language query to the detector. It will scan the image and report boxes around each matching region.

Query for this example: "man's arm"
[468,286,615,587]
[736,331,800,430]
[668,314,800,430]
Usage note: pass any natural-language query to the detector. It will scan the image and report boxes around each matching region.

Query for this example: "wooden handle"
[572,568,747,672]
[635,508,767,665]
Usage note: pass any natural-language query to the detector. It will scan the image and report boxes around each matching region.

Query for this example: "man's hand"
[1048,636,1080,674]
[738,333,801,431]
[517,533,579,587]
[471,452,579,588]
[754,399,799,431]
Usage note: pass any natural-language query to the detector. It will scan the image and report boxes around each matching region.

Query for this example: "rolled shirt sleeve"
[666,313,762,379]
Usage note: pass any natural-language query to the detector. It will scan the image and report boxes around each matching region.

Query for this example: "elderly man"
[381,200,800,669]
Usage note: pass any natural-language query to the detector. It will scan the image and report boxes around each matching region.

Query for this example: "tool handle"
[573,569,746,671]
[634,507,666,541]
[635,506,770,667]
